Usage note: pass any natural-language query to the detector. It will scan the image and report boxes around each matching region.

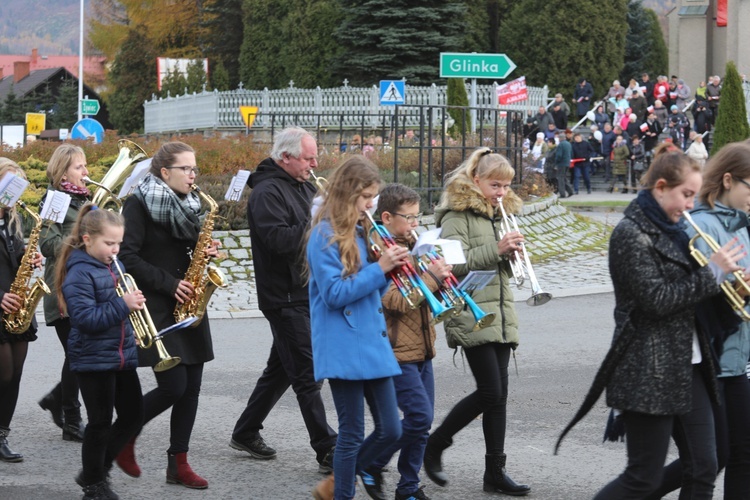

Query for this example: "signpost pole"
[78,0,84,122]
[471,78,477,134]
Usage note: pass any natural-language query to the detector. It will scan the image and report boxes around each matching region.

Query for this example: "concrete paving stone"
[222,237,238,248]
[229,248,249,259]
[239,236,252,247]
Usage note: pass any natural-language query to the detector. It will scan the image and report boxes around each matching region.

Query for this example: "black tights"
[44,318,81,417]
[432,343,510,454]
[0,341,28,428]
[141,363,204,454]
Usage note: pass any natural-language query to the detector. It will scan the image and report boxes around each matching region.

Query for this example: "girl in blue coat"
[306,156,407,500]
[57,205,146,500]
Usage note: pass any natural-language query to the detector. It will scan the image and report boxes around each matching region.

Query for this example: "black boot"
[81,480,119,500]
[423,433,451,487]
[483,453,530,496]
[0,427,23,462]
[63,409,85,442]
[39,390,64,429]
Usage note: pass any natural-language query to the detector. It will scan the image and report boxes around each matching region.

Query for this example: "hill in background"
[0,0,678,58]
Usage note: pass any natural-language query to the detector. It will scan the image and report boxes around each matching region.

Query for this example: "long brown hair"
[0,158,26,240]
[55,205,125,312]
[306,156,382,277]
[640,151,700,191]
[699,142,750,208]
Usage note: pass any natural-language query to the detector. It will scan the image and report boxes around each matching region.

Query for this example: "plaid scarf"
[135,174,202,241]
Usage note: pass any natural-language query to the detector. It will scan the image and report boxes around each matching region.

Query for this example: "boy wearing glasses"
[359,184,452,500]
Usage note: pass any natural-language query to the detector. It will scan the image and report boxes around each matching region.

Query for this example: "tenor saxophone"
[173,185,228,327]
[4,202,51,334]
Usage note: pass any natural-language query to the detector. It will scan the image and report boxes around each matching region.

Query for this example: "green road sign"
[439,53,516,79]
[80,99,100,116]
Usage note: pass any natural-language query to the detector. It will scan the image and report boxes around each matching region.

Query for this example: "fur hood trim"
[438,175,523,219]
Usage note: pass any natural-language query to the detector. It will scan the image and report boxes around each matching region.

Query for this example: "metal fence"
[143,82,549,134]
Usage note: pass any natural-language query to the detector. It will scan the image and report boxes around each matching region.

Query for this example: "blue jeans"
[573,163,591,193]
[371,361,435,495]
[329,377,401,500]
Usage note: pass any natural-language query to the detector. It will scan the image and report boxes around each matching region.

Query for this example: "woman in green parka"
[423,148,531,496]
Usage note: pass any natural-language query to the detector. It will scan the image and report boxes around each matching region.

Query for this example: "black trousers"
[595,366,717,499]
[432,343,511,454]
[77,370,143,485]
[46,318,82,417]
[648,374,750,500]
[232,305,336,460]
[142,363,204,454]
[0,340,28,428]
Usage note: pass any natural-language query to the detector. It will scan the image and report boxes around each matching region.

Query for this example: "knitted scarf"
[134,174,202,241]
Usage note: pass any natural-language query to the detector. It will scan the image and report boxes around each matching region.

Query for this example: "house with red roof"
[0,49,107,91]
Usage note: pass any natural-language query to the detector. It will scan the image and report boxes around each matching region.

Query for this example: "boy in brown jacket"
[355,184,452,500]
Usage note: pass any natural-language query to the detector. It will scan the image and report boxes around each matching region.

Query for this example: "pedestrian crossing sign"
[380,80,406,105]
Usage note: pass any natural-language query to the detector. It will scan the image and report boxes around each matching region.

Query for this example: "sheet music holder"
[118,159,152,199]
[39,191,72,224]
[224,170,250,202]
[155,316,199,339]
[457,271,496,293]
[0,173,29,208]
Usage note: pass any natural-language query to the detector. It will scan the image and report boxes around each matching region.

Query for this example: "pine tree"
[0,88,25,123]
[620,1,666,82]
[160,67,188,98]
[210,60,231,91]
[499,0,628,100]
[108,25,158,134]
[201,0,243,88]
[711,61,750,154]
[48,81,79,130]
[334,0,465,86]
[446,78,469,137]
[186,59,208,93]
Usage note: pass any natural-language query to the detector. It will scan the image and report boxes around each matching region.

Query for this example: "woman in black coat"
[556,151,744,499]
[117,141,220,489]
[0,160,40,462]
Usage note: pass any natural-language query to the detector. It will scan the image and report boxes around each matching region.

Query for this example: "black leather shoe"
[229,435,277,459]
[63,422,85,442]
[423,434,451,487]
[39,393,64,429]
[0,430,22,462]
[317,446,334,474]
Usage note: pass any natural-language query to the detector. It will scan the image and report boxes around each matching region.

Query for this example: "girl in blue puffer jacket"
[57,205,146,500]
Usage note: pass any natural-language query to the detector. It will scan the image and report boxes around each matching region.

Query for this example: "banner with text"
[496,76,528,106]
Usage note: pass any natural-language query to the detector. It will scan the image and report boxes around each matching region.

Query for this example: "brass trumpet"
[497,197,552,306]
[683,211,750,321]
[112,256,181,372]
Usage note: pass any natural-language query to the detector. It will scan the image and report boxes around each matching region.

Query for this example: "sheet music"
[410,228,466,265]
[224,170,250,201]
[457,270,496,292]
[40,191,71,224]
[118,159,151,198]
[0,173,29,208]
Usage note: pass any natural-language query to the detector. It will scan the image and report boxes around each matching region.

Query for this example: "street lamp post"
[78,0,84,122]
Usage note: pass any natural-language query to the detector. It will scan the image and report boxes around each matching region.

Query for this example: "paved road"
[2,292,718,499]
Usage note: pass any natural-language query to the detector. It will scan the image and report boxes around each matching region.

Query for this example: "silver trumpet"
[497,198,552,306]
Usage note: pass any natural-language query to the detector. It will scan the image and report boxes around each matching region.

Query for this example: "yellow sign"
[240,106,259,128]
[25,112,46,135]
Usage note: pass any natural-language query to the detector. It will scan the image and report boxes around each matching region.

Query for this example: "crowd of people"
[523,72,723,197]
[1,123,750,500]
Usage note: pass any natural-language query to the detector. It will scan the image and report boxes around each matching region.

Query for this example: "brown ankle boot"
[312,474,334,500]
[166,452,208,489]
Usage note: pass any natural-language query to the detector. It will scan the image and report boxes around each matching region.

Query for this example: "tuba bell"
[87,139,148,211]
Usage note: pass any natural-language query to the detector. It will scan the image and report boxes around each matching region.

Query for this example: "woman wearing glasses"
[117,141,219,489]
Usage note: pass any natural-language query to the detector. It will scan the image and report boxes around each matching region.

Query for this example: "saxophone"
[4,202,51,334]
[173,185,228,327]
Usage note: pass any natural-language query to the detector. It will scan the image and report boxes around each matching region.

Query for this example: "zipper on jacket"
[491,218,507,342]
[109,266,126,370]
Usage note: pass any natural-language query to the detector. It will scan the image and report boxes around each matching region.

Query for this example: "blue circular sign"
[70,118,105,144]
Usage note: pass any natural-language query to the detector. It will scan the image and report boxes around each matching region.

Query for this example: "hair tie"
[90,205,98,211]
[481,148,493,157]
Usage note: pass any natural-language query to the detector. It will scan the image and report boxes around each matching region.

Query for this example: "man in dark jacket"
[554,131,574,198]
[230,127,337,473]
[601,122,616,182]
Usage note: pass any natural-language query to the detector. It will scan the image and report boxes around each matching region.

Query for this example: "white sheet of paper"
[224,170,250,201]
[0,173,29,208]
[436,239,466,265]
[40,191,71,224]
[411,227,442,256]
[118,159,152,198]
[457,270,496,291]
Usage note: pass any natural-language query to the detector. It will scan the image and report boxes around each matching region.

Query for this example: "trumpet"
[112,256,181,372]
[497,197,552,307]
[683,211,750,321]
[411,230,496,330]
[365,211,454,323]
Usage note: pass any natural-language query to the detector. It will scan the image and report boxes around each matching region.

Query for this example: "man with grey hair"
[229,127,337,473]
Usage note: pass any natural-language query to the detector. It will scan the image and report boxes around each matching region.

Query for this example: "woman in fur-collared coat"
[422,148,531,496]
[556,151,744,499]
